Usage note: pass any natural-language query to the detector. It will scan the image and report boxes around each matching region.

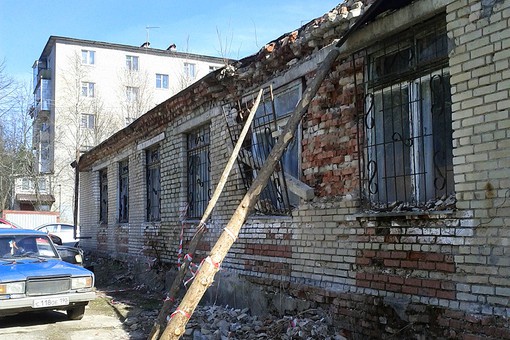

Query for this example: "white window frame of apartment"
[81,50,95,65]
[37,178,47,192]
[156,73,169,89]
[22,178,31,191]
[126,86,139,102]
[81,82,95,97]
[126,55,139,71]
[184,62,196,79]
[80,113,95,129]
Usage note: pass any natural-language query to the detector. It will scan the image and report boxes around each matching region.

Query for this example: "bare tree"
[52,51,120,219]
[0,60,35,211]
[118,68,154,125]
[0,59,16,119]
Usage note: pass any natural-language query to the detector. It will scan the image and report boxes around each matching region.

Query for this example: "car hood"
[0,259,93,282]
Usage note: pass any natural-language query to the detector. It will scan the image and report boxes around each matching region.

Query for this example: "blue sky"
[0,1,340,85]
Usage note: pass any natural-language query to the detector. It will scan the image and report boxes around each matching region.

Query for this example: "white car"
[36,223,80,247]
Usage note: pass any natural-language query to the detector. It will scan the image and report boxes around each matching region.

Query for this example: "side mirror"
[49,234,63,245]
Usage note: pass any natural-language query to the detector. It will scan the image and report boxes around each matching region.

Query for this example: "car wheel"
[67,305,86,320]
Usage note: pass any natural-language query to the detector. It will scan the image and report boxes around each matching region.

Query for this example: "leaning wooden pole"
[148,89,264,340]
[160,47,341,339]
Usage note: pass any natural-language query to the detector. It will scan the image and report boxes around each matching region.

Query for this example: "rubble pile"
[180,305,347,340]
[113,300,348,339]
[367,194,457,214]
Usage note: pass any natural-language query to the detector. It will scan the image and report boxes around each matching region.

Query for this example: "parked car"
[36,223,80,247]
[48,233,85,266]
[0,228,95,320]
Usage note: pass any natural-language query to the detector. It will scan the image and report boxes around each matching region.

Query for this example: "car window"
[61,225,74,233]
[0,235,59,258]
[39,225,56,233]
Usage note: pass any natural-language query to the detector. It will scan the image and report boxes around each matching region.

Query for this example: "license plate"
[33,296,70,308]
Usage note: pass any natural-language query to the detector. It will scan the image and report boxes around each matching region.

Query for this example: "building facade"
[31,36,226,222]
[78,0,510,338]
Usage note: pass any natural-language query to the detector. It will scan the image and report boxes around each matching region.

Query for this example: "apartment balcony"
[32,77,52,119]
[39,129,50,143]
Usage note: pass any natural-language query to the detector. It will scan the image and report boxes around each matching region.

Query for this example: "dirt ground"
[0,255,346,339]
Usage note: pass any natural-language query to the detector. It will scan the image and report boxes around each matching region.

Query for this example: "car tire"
[67,305,86,320]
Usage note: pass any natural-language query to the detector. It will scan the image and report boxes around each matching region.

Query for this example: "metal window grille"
[99,169,108,223]
[187,125,211,218]
[223,83,302,215]
[146,147,161,221]
[118,159,129,223]
[354,17,454,209]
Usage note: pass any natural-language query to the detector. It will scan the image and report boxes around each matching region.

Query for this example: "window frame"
[118,159,129,223]
[251,81,303,215]
[126,86,139,102]
[99,168,108,223]
[357,16,453,208]
[126,55,139,71]
[186,125,211,219]
[184,62,196,79]
[81,50,95,65]
[80,113,95,129]
[146,146,161,222]
[81,82,95,98]
[156,73,169,89]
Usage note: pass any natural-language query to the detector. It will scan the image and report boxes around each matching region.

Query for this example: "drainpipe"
[70,160,79,240]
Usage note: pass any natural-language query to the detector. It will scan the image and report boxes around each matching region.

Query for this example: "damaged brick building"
[77,0,510,338]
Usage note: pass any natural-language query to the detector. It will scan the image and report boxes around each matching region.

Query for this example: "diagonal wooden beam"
[148,89,263,340]
[159,46,341,339]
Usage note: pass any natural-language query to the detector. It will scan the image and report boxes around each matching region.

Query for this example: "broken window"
[146,147,161,222]
[224,81,304,216]
[356,16,453,209]
[118,159,129,223]
[187,125,210,219]
[99,168,108,223]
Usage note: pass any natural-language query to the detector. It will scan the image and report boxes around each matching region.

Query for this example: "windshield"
[0,235,59,259]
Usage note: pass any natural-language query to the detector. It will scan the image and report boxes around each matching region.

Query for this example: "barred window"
[146,147,161,222]
[357,17,453,208]
[251,82,302,214]
[118,159,129,223]
[187,125,210,218]
[99,169,108,223]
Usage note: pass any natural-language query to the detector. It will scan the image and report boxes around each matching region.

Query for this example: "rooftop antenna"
[145,26,160,48]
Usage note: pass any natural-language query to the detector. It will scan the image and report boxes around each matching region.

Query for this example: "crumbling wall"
[78,0,510,338]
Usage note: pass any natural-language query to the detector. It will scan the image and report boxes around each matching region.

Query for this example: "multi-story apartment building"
[30,36,226,222]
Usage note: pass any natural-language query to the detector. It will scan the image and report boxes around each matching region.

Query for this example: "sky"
[0,0,341,86]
